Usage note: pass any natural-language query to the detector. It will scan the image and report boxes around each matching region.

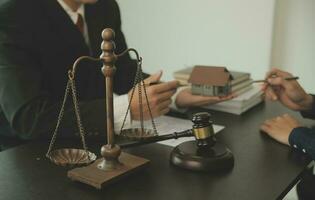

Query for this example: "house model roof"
[188,66,233,86]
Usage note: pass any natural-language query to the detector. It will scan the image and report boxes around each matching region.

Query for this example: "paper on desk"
[128,116,225,147]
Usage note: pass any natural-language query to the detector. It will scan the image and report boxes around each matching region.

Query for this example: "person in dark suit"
[260,68,315,200]
[0,0,233,140]
[0,0,177,139]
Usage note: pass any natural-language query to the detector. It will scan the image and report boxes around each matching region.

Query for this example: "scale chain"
[119,58,158,136]
[138,72,144,135]
[46,74,88,158]
[46,80,71,157]
[140,66,157,135]
[69,77,88,152]
[119,61,141,134]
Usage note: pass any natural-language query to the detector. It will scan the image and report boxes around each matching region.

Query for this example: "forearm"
[13,98,107,140]
[289,127,315,160]
[13,94,133,140]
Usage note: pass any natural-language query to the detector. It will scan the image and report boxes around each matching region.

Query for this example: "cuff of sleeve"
[170,86,189,113]
[113,94,131,134]
[289,127,302,146]
[301,94,315,119]
[289,127,312,150]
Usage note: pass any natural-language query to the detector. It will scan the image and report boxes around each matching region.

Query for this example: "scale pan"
[47,148,96,166]
[120,128,157,140]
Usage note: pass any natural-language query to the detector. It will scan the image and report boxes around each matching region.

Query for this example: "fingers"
[264,86,278,101]
[261,114,300,131]
[219,93,235,101]
[157,99,172,110]
[150,100,171,117]
[265,68,280,80]
[131,99,171,120]
[281,113,301,126]
[192,93,235,103]
[261,83,268,91]
[149,98,172,110]
[265,68,294,89]
[188,95,226,107]
[267,76,284,85]
[150,80,179,93]
[155,90,176,103]
[260,123,272,134]
[260,115,292,145]
[267,77,291,88]
[175,88,236,108]
[158,107,171,116]
[260,118,277,134]
[282,113,291,119]
[144,71,163,84]
[265,68,292,79]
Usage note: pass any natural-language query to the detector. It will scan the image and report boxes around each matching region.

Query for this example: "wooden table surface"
[0,101,313,200]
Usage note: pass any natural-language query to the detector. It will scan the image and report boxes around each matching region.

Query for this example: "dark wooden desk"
[0,102,313,200]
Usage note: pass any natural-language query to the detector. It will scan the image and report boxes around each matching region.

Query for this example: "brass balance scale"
[45,28,234,189]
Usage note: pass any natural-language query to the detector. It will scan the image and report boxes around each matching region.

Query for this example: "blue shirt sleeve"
[289,127,315,160]
[288,95,315,160]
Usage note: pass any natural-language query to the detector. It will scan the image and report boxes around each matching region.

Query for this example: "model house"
[189,66,233,96]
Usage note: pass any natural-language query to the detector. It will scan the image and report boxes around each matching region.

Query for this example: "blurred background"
[117,0,315,93]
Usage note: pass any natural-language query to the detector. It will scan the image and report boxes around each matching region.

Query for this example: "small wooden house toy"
[189,66,233,96]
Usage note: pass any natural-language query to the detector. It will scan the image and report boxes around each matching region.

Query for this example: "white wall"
[271,0,315,93]
[116,0,275,81]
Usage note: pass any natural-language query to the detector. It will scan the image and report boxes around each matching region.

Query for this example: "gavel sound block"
[170,112,234,171]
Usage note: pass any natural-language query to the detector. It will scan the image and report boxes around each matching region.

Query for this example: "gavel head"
[191,112,216,147]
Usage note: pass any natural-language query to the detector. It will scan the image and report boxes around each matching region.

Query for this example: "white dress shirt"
[57,0,90,46]
[57,0,131,133]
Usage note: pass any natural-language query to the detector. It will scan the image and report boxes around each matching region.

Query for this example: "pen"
[252,76,299,83]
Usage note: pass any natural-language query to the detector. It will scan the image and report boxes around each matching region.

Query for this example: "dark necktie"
[76,14,84,34]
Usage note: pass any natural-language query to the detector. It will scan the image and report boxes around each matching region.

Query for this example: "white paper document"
[128,116,225,147]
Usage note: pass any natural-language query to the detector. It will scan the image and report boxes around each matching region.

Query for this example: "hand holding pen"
[129,71,179,120]
[260,68,313,111]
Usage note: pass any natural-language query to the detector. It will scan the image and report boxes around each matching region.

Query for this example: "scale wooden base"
[68,152,149,189]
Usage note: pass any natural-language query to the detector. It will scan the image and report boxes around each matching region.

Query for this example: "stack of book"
[173,66,264,115]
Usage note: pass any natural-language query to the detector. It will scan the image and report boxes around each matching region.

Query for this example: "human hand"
[260,114,301,145]
[261,68,313,111]
[175,88,235,108]
[128,71,178,120]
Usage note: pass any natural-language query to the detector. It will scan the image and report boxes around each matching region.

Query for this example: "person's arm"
[260,114,315,160]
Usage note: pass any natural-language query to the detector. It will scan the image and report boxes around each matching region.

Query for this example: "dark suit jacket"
[289,95,315,160]
[0,0,138,139]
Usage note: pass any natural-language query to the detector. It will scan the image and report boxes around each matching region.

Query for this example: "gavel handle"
[119,129,194,149]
